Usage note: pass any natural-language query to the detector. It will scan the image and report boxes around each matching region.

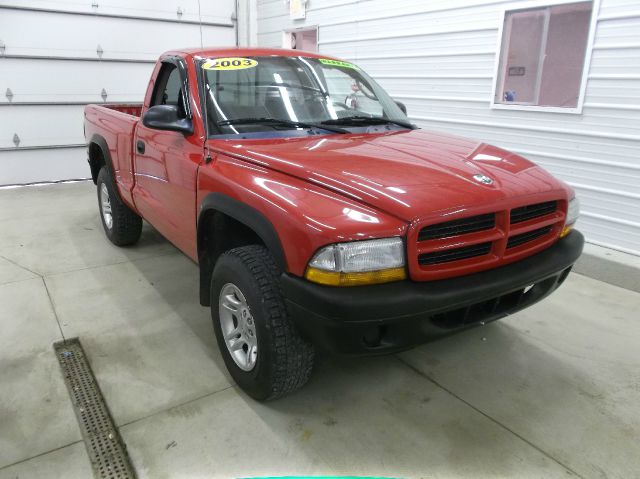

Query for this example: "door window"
[152,63,187,117]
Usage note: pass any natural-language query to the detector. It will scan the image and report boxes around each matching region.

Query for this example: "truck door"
[133,59,201,260]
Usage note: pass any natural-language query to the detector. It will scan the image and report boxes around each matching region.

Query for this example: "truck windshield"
[200,56,414,136]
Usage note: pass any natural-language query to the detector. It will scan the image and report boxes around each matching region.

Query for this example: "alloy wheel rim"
[219,283,258,371]
[100,183,113,229]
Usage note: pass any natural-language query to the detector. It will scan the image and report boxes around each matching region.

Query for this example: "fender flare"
[197,192,288,305]
[88,134,115,182]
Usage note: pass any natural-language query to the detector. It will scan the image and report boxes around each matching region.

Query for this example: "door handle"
[136,140,145,154]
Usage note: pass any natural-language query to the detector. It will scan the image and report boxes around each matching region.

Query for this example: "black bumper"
[281,231,584,355]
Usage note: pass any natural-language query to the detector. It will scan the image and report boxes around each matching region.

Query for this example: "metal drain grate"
[54,338,136,479]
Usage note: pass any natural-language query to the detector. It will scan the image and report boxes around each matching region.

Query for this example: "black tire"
[211,245,314,400]
[96,167,142,246]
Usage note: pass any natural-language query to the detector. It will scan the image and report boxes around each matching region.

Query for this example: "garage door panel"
[0,59,152,103]
[0,105,87,149]
[1,1,235,184]
[0,9,234,61]
[4,1,234,25]
[0,148,88,185]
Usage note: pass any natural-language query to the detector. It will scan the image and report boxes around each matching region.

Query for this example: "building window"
[493,1,594,111]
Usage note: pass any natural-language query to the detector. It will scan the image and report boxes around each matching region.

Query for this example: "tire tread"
[220,245,314,400]
[97,167,142,246]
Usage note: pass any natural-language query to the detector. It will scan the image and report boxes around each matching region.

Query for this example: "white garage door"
[0,1,236,185]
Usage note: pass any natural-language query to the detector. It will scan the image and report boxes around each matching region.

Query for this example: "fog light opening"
[363,326,385,347]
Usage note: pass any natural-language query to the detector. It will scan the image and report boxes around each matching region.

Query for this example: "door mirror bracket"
[394,100,407,115]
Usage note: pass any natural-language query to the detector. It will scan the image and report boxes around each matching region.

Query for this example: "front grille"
[411,198,564,280]
[507,225,553,248]
[419,242,492,265]
[510,201,557,224]
[418,213,495,241]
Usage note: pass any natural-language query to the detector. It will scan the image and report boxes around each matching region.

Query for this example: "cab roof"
[164,47,340,61]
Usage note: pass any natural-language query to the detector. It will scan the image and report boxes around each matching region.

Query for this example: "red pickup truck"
[84,47,583,400]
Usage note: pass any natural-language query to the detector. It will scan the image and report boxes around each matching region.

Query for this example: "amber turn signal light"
[560,225,573,238]
[305,267,407,286]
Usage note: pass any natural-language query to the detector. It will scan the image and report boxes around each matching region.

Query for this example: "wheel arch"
[197,192,287,306]
[87,134,114,184]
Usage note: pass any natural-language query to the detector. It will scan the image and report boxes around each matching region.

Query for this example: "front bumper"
[281,231,584,355]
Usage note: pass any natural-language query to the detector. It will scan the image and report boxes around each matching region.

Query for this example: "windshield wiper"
[217,117,348,134]
[321,115,416,130]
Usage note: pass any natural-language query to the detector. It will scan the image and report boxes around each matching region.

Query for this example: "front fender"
[198,192,287,271]
[197,153,408,277]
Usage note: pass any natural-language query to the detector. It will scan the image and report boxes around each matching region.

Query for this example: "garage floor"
[1,181,639,479]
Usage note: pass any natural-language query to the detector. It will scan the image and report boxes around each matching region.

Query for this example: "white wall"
[255,0,640,256]
[0,0,236,185]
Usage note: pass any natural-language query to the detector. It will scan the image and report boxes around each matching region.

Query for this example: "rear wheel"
[211,245,315,400]
[97,167,142,246]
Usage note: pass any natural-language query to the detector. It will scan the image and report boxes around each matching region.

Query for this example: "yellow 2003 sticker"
[202,57,258,71]
[319,58,358,70]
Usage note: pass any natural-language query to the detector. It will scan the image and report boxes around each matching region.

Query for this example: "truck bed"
[84,103,142,207]
[100,103,143,117]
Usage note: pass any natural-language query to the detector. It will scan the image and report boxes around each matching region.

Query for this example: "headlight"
[305,237,406,286]
[561,197,580,237]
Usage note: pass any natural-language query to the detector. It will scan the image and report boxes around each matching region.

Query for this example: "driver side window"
[152,63,187,117]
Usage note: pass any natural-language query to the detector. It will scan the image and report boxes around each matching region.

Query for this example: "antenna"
[197,0,204,48]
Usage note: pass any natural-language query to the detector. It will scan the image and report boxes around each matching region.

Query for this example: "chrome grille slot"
[419,242,492,265]
[507,225,553,248]
[510,201,557,224]
[418,213,495,241]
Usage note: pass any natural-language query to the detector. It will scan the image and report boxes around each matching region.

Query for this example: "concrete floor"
[0,181,639,479]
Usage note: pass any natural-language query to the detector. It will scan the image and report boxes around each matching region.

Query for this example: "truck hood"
[211,129,569,222]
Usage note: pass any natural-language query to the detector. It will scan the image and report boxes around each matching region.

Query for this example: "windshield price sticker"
[319,58,358,69]
[202,57,258,71]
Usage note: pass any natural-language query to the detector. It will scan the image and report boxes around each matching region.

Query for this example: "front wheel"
[97,167,142,246]
[211,245,315,400]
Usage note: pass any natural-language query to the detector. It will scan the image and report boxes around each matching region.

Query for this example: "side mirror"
[142,105,193,135]
[394,100,407,115]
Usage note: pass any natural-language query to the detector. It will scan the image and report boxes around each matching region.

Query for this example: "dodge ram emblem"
[473,174,494,185]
